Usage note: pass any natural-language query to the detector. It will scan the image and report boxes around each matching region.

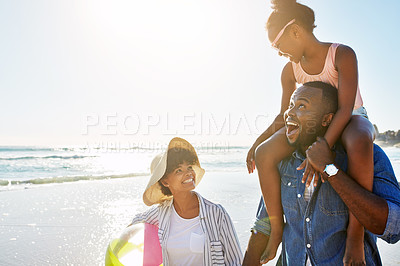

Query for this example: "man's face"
[283,86,326,148]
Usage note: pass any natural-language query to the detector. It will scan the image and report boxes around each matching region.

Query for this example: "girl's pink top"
[292,43,363,110]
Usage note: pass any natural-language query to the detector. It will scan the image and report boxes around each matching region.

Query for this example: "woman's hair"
[267,0,316,33]
[158,148,198,196]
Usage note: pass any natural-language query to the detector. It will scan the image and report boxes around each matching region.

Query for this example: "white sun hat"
[142,137,205,206]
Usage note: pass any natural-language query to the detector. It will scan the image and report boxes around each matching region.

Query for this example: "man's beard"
[286,137,298,147]
[286,126,325,149]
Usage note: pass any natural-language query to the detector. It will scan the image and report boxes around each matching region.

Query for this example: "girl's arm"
[301,45,359,185]
[324,45,358,147]
[254,62,297,146]
[247,63,296,172]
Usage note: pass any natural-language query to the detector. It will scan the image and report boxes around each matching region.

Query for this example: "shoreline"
[374,127,400,147]
[374,140,400,148]
[0,172,148,188]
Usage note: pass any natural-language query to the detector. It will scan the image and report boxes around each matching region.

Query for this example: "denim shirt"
[256,144,400,265]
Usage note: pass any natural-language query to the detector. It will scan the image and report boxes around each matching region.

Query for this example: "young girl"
[246,0,375,264]
[129,137,242,265]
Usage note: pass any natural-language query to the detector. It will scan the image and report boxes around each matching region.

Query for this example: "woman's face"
[268,24,303,63]
[161,161,196,194]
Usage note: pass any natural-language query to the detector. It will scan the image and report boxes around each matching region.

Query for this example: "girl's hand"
[246,146,257,173]
[297,158,321,187]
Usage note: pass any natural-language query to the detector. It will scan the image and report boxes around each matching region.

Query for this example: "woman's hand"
[246,145,257,173]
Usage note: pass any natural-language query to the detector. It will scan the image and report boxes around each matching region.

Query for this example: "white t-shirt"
[304,175,316,202]
[166,205,205,266]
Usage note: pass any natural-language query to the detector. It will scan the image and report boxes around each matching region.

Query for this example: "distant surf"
[0,155,96,161]
[0,145,248,190]
[1,145,398,190]
[0,172,146,187]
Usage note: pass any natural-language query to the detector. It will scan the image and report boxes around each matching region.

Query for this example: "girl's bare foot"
[260,226,282,264]
[343,234,366,266]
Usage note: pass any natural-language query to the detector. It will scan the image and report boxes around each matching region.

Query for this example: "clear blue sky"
[1,0,399,146]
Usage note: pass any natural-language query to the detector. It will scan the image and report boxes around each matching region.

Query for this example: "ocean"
[0,145,399,265]
[1,144,399,189]
[0,145,248,189]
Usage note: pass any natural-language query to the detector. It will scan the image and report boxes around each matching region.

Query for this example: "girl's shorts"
[352,106,369,120]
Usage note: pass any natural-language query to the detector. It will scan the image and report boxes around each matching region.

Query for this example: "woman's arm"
[219,207,243,265]
[323,45,358,147]
[130,205,159,226]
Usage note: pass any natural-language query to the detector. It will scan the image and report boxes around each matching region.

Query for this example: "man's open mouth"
[286,120,300,140]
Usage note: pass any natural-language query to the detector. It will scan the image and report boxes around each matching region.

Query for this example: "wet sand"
[0,172,398,265]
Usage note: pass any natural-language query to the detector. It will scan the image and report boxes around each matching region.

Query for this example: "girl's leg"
[243,232,269,266]
[255,127,295,262]
[341,115,375,264]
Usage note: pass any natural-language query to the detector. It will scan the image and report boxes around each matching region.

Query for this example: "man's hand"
[305,137,335,174]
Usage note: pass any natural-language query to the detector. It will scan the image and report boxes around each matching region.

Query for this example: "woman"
[130,137,242,266]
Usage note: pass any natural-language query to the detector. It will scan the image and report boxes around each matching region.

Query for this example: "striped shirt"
[131,192,243,266]
[292,43,363,110]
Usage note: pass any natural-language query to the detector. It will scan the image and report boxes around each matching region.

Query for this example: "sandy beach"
[0,172,261,265]
[1,171,399,265]
[2,0,400,265]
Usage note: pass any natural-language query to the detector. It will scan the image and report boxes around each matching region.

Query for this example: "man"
[243,81,400,265]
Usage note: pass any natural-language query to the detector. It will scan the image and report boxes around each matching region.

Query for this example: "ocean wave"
[0,172,148,187]
[0,155,97,161]
[0,147,54,152]
[0,146,89,152]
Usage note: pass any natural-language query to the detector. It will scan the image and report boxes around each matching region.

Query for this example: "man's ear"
[322,113,334,127]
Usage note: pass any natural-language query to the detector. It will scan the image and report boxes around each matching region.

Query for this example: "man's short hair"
[303,81,338,114]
